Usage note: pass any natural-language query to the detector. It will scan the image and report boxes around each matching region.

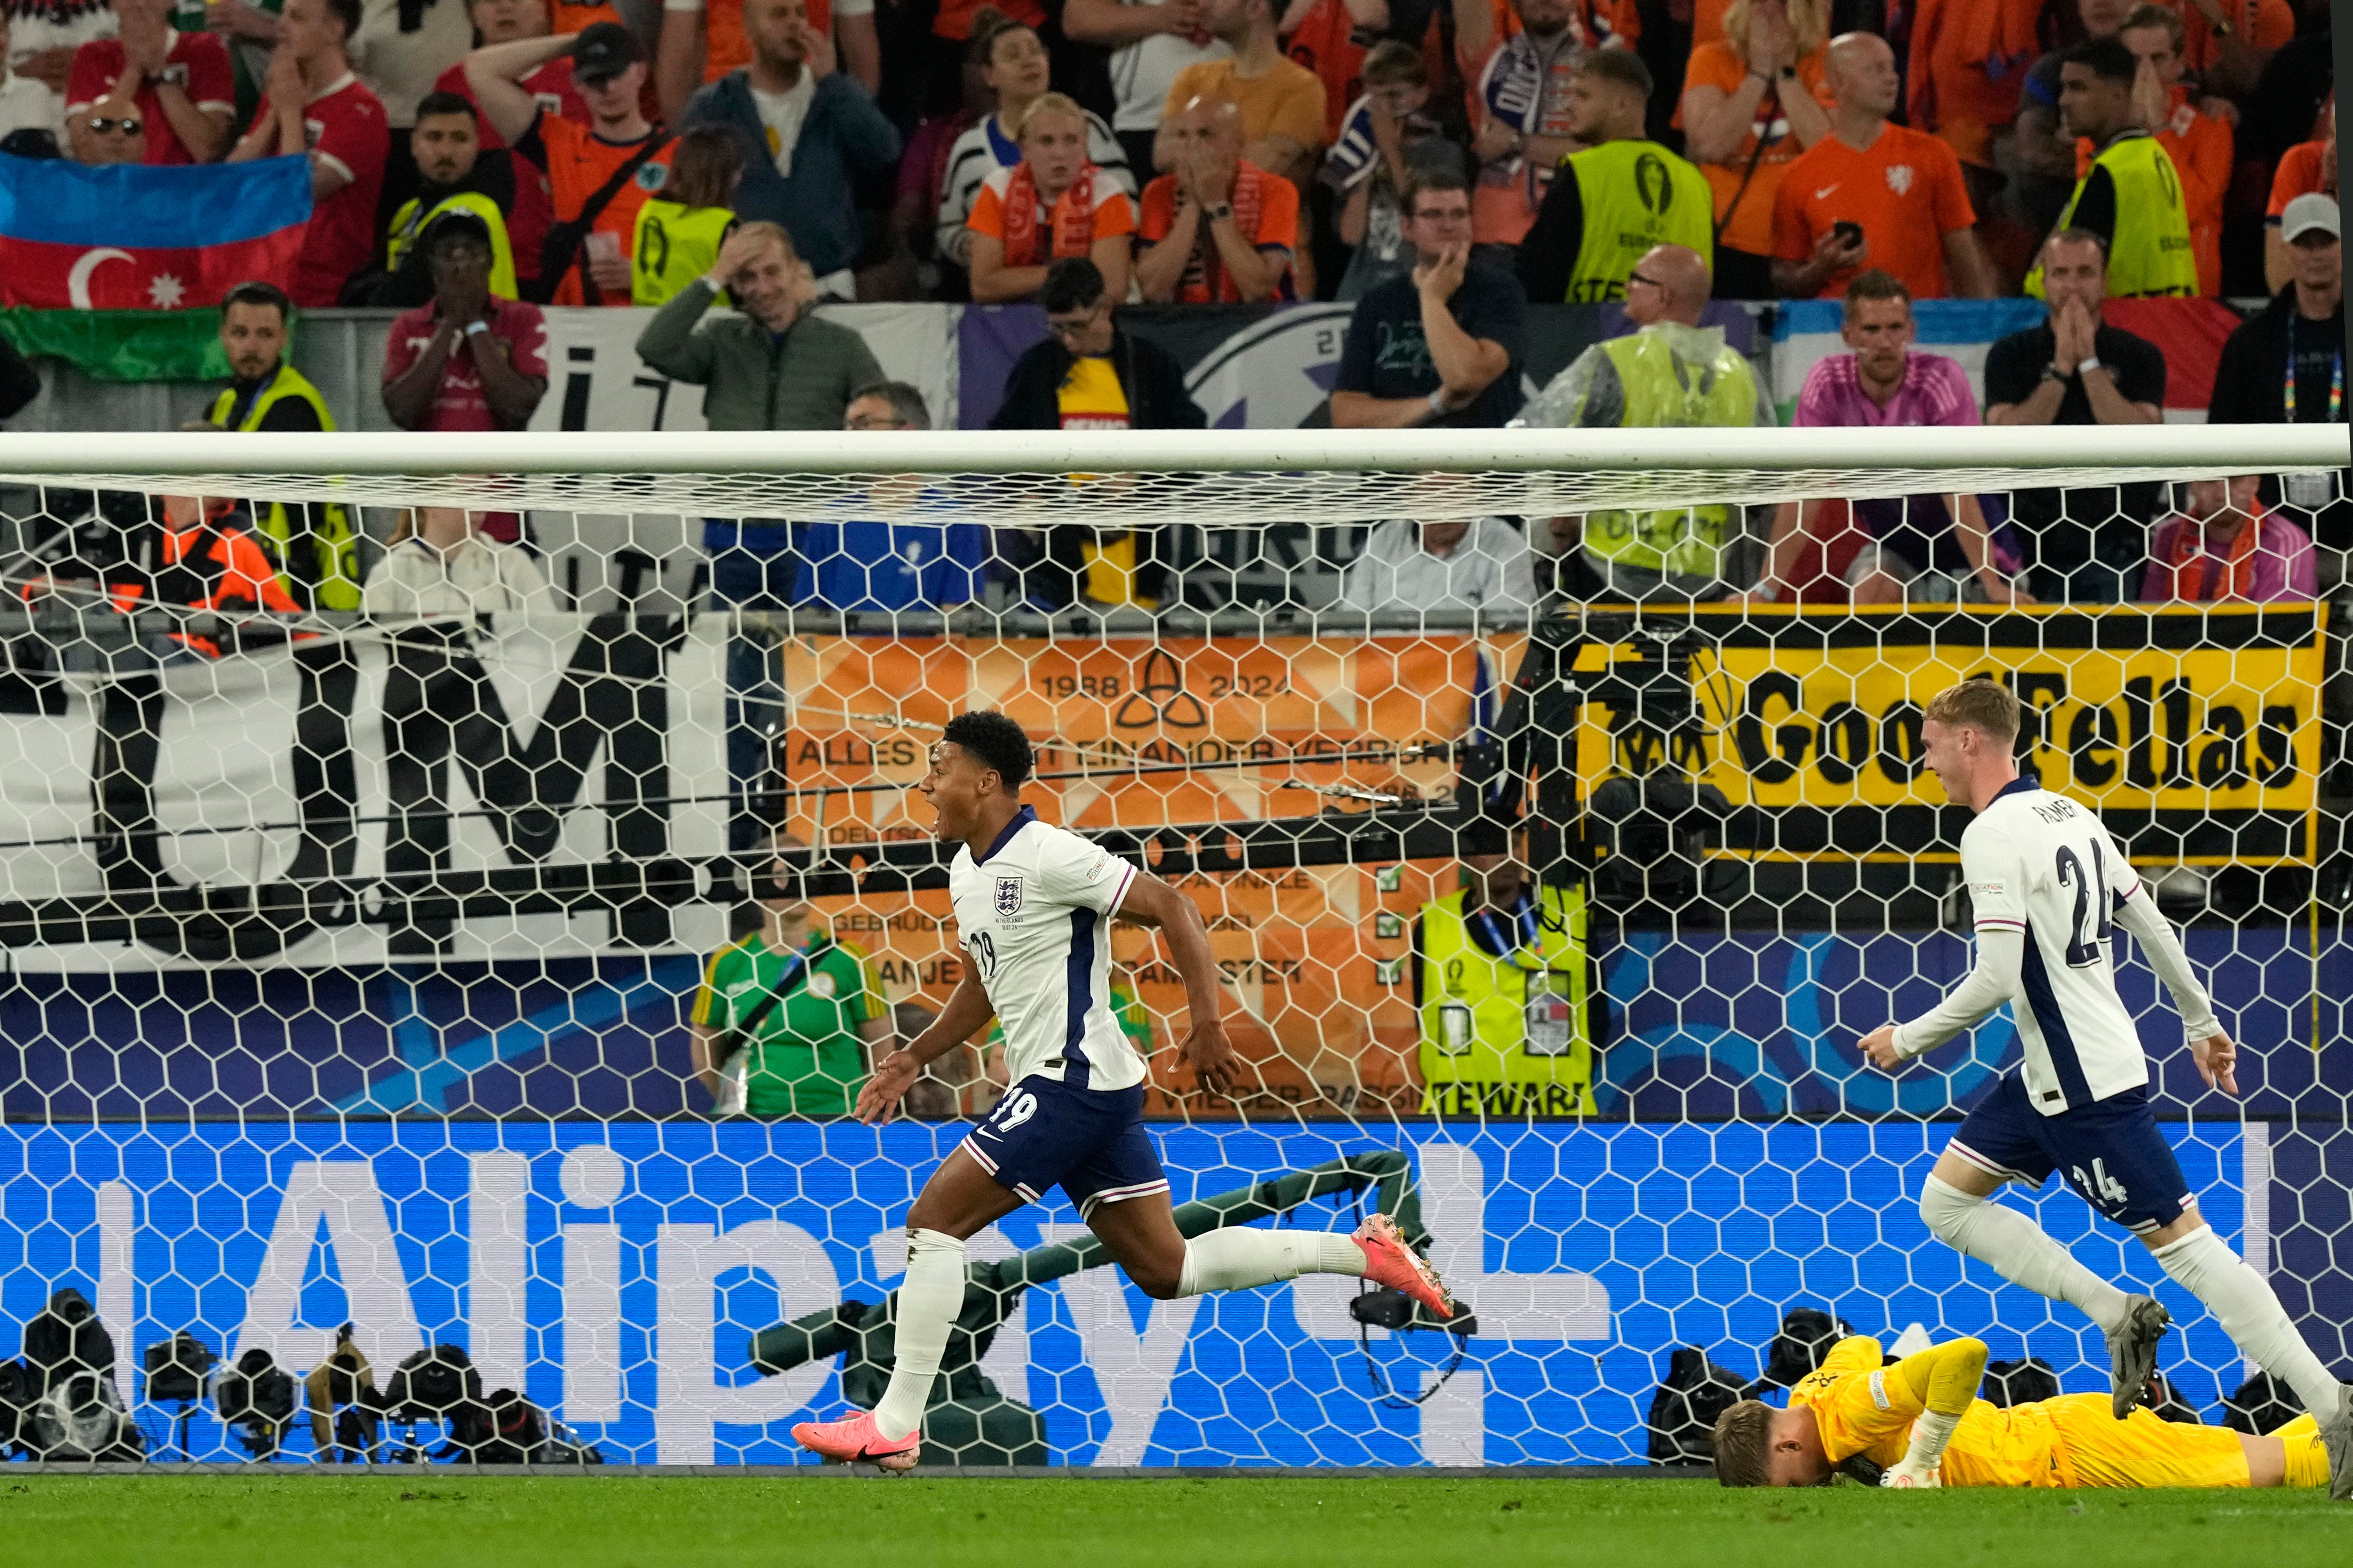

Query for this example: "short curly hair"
[942,710,1034,788]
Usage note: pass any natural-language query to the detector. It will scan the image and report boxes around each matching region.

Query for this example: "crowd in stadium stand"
[0,0,2342,616]
[0,0,2331,311]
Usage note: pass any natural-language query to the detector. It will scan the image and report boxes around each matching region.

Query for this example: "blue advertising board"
[0,1120,2264,1466]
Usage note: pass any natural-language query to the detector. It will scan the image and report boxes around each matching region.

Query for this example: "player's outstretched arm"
[2109,888,2234,1092]
[856,971,994,1124]
[1860,930,2024,1070]
[1115,872,1236,1096]
[1882,1336,1988,1487]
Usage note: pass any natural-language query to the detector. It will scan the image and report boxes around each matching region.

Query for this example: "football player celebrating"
[1858,679,2349,1499]
[1713,1331,2338,1492]
[792,711,1454,1469]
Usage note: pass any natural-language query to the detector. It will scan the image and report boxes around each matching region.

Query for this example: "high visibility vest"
[384,190,520,301]
[205,365,361,611]
[1557,140,1717,303]
[2027,132,2197,300]
[1580,330,1759,577]
[1417,882,1596,1119]
[632,199,736,307]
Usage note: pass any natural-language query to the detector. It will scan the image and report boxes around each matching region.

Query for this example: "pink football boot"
[1352,1212,1456,1319]
[791,1409,922,1472]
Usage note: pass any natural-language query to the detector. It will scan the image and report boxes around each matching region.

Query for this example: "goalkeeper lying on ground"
[1712,1334,2333,1491]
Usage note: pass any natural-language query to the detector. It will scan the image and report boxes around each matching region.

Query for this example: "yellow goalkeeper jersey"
[1789,1337,2073,1488]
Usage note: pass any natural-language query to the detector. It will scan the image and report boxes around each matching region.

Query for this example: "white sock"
[1920,1176,2132,1335]
[872,1228,964,1442]
[2151,1224,2342,1419]
[1175,1228,1366,1297]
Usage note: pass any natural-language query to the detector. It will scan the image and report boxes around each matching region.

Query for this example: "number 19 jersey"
[1961,777,2155,1113]
[947,805,1145,1092]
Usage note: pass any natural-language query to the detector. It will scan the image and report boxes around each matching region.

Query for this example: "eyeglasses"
[1047,311,1105,339]
[845,414,909,430]
[86,116,143,134]
[1626,271,1662,289]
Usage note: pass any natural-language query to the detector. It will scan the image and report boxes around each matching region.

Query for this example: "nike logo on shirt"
[1814,185,1839,199]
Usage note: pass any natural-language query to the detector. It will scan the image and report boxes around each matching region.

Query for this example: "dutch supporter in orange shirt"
[1137,96,1299,302]
[2068,8,2229,296]
[966,93,1138,302]
[2265,98,2335,294]
[1677,0,1837,298]
[1771,31,1991,300]
[468,23,678,307]
[1903,0,2038,175]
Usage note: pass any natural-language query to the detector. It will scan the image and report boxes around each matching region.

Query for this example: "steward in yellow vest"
[1519,140,1716,303]
[205,283,361,611]
[633,197,738,307]
[1518,253,1773,595]
[2024,42,2196,300]
[1414,868,1595,1119]
[1515,48,1714,305]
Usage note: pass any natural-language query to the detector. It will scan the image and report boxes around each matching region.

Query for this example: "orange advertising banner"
[783,634,1524,1116]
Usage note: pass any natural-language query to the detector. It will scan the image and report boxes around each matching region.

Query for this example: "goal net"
[0,423,2342,1468]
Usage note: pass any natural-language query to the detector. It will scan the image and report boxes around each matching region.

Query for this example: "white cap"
[2281,192,2340,243]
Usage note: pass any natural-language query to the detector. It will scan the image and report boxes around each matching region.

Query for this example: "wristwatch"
[2042,363,2068,383]
[1202,202,1233,223]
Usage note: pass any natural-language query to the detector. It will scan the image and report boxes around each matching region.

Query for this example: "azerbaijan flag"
[0,154,310,382]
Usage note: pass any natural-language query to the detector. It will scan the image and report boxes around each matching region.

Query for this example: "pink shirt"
[1793,349,1979,430]
[2140,511,2317,603]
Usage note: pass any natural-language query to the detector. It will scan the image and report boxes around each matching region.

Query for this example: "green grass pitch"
[4,1475,2349,1567]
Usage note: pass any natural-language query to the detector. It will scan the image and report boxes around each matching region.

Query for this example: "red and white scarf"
[1001,160,1100,268]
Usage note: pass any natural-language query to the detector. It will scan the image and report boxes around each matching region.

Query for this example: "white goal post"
[0,422,2341,1470]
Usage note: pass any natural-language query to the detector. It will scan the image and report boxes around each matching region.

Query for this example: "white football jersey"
[947,806,1144,1092]
[1961,778,2154,1113]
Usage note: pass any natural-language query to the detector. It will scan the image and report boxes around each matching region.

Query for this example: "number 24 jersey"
[1961,777,2151,1114]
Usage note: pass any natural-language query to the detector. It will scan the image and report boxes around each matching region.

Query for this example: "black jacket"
[2208,285,2344,426]
[990,324,1208,431]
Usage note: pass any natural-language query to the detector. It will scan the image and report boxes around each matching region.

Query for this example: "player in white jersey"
[793,711,1455,1470]
[1858,680,2348,1500]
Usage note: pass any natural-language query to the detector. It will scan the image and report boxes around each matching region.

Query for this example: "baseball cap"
[423,208,495,254]
[572,22,646,85]
[2281,193,2340,244]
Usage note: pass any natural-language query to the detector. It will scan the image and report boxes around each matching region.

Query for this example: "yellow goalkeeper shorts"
[2048,1395,2250,1489]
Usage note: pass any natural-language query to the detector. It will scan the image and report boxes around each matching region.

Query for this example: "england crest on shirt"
[993,876,1024,918]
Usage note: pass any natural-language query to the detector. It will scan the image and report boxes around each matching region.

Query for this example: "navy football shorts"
[1947,1071,2195,1234]
[960,1073,1170,1216]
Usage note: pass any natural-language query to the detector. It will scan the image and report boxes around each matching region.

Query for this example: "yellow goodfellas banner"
[1580,605,2324,865]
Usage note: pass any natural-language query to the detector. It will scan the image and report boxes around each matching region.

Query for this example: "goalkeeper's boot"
[1879,1457,1941,1489]
[2321,1383,2353,1502]
[2106,1295,2171,1420]
[1352,1212,1456,1320]
[791,1409,921,1472]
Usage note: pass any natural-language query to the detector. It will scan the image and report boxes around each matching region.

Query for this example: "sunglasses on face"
[87,116,144,134]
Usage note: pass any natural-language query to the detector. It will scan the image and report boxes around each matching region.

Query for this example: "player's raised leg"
[1085,1177,1452,1312]
[1919,1093,2163,1419]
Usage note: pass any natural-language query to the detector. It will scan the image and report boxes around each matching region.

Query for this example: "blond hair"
[732,219,797,261]
[1710,1399,1775,1487]
[1924,678,2021,744]
[1016,91,1087,140]
[1724,0,1830,61]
